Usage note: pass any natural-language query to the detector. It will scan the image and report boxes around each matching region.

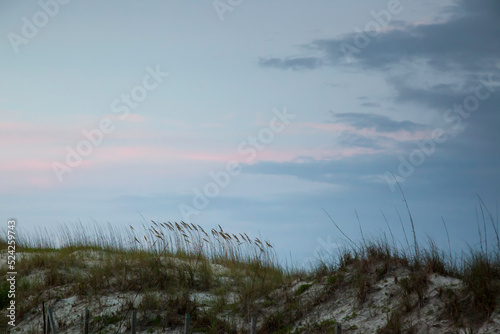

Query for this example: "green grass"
[295,283,313,295]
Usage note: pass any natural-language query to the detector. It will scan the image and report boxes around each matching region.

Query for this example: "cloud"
[242,149,499,203]
[325,81,349,89]
[360,102,381,108]
[336,132,386,150]
[330,112,427,134]
[451,0,500,18]
[258,56,323,70]
[259,1,500,73]
[258,0,500,159]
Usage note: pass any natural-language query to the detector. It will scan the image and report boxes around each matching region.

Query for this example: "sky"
[1,0,499,266]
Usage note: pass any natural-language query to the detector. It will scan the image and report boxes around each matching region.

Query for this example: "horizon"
[1,0,499,266]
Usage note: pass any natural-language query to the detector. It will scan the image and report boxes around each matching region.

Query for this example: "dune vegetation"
[1,197,500,333]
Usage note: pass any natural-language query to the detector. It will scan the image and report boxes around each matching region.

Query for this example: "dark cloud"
[242,135,500,212]
[452,0,500,17]
[361,102,381,108]
[336,132,387,149]
[242,151,498,202]
[244,156,385,188]
[259,0,500,163]
[389,75,500,109]
[314,16,499,72]
[258,56,322,70]
[387,73,500,154]
[330,111,427,134]
[252,0,500,246]
[325,82,349,89]
[260,1,500,73]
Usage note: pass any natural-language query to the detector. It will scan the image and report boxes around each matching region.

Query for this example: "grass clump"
[462,251,500,318]
[1,220,284,332]
[295,283,313,295]
[377,310,404,334]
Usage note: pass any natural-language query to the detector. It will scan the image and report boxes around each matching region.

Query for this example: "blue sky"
[1,0,499,265]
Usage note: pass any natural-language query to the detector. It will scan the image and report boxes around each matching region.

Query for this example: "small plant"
[439,287,462,323]
[398,270,429,310]
[462,252,500,317]
[94,313,121,328]
[295,283,312,295]
[326,273,344,289]
[260,309,295,334]
[353,267,371,303]
[342,310,358,321]
[378,310,403,334]
[299,318,339,333]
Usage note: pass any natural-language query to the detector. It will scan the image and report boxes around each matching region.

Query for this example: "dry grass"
[0,220,284,333]
[1,195,499,332]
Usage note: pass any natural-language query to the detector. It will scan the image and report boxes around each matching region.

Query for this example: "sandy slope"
[5,250,500,334]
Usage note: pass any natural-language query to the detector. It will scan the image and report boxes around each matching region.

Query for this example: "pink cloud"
[81,144,332,167]
[0,159,51,170]
[0,121,82,147]
[94,146,240,164]
[2,115,433,191]
[1,143,380,190]
[0,158,76,190]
